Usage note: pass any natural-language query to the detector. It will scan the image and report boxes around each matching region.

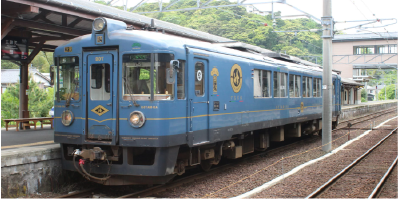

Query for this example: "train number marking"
[64,47,72,52]
[141,106,158,109]
[95,57,104,61]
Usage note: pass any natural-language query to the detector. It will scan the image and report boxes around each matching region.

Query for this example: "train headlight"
[129,111,145,128]
[61,110,74,126]
[93,18,106,32]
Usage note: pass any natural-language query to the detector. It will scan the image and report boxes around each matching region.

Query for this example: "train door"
[189,58,210,145]
[84,51,118,144]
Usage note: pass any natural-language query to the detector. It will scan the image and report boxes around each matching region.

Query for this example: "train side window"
[273,72,278,97]
[280,73,287,97]
[273,72,287,98]
[307,77,312,97]
[313,78,321,97]
[177,60,185,99]
[195,62,204,96]
[303,76,312,98]
[289,74,301,98]
[254,69,270,98]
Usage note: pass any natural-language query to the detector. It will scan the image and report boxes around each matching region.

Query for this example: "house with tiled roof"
[1,67,51,93]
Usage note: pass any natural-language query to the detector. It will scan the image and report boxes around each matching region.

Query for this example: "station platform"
[1,126,54,149]
[339,100,397,122]
[342,99,398,110]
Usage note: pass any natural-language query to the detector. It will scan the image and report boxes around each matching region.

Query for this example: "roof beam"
[13,18,90,36]
[1,3,39,16]
[1,18,15,39]
[30,10,51,21]
[27,41,45,61]
[68,18,83,28]
[30,35,75,42]
[5,0,97,20]
[62,14,67,26]
[28,43,57,50]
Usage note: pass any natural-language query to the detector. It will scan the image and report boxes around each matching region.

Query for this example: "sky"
[104,0,398,35]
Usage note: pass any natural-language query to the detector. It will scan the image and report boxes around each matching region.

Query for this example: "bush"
[1,79,54,127]
[378,84,397,100]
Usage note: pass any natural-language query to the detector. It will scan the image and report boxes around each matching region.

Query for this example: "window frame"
[90,63,111,101]
[121,53,175,101]
[289,74,301,98]
[254,69,271,98]
[313,77,322,98]
[273,71,287,98]
[302,76,313,98]
[177,60,186,100]
[55,56,81,102]
[194,61,205,97]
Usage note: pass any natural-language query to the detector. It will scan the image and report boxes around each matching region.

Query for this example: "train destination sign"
[1,36,28,61]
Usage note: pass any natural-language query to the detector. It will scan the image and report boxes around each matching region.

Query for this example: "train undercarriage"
[64,118,338,185]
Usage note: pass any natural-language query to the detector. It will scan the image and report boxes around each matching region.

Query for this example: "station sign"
[1,36,28,61]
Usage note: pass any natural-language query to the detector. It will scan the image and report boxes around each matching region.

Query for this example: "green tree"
[378,84,397,100]
[1,60,19,69]
[1,76,54,127]
[95,0,323,63]
[361,89,367,102]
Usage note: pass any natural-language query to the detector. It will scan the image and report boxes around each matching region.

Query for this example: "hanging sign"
[1,36,28,61]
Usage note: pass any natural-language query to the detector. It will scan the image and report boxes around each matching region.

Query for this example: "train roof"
[58,29,337,77]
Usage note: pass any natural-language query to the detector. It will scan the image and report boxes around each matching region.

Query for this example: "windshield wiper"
[65,79,79,107]
[123,77,139,107]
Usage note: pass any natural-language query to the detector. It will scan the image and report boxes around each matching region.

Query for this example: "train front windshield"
[123,53,175,101]
[55,56,80,101]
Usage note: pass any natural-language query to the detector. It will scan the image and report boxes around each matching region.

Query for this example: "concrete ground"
[1,126,54,149]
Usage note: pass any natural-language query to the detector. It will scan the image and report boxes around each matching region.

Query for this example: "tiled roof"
[1,69,20,84]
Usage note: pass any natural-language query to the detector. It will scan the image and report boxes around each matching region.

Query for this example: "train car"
[52,18,341,185]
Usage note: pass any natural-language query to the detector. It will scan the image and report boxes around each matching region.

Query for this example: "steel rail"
[117,135,319,198]
[368,155,398,199]
[59,108,396,198]
[334,108,396,132]
[306,126,398,198]
[338,107,396,125]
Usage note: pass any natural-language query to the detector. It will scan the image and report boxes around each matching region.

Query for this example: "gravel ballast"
[253,118,398,198]
[153,113,397,198]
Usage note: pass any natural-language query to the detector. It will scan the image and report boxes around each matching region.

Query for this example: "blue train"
[52,18,341,185]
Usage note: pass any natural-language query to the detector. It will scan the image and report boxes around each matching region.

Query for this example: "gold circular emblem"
[230,64,242,93]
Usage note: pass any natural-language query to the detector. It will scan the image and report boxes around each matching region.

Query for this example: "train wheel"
[200,159,212,171]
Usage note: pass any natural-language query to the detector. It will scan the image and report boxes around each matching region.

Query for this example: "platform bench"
[3,117,54,131]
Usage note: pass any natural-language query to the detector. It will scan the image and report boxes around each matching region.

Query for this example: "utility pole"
[322,0,333,152]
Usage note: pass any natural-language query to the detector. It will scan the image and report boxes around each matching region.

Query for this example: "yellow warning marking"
[1,140,55,149]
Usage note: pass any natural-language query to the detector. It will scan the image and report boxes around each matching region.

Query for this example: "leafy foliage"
[377,84,397,100]
[361,89,367,102]
[1,51,53,72]
[98,0,323,60]
[1,76,54,127]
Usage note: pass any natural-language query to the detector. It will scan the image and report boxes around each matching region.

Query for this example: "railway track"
[57,108,397,198]
[337,107,396,129]
[306,126,398,198]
